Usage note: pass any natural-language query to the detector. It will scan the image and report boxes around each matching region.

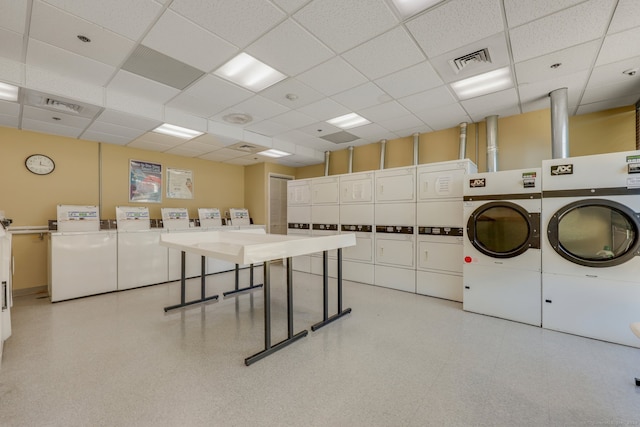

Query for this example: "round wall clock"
[25,154,55,175]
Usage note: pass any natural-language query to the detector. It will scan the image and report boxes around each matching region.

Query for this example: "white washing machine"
[163,208,201,281]
[374,167,416,293]
[542,151,640,347]
[310,176,340,277]
[287,179,312,273]
[116,206,168,290]
[416,159,477,302]
[198,208,235,274]
[340,171,375,285]
[463,168,542,326]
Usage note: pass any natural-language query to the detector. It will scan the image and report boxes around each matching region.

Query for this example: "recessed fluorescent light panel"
[0,82,19,101]
[392,0,444,18]
[450,67,513,100]
[259,149,291,158]
[214,53,287,92]
[153,123,203,139]
[326,113,371,130]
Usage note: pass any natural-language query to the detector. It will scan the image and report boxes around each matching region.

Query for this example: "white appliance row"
[287,160,477,300]
[48,206,263,302]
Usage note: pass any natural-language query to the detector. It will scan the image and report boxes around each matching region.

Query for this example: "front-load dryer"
[463,168,542,326]
[542,151,640,347]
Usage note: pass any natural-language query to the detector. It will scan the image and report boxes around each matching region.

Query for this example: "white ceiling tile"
[0,0,27,33]
[81,130,132,145]
[413,103,472,131]
[504,0,585,27]
[85,121,146,139]
[293,0,398,53]
[509,0,615,63]
[296,121,341,138]
[42,0,163,41]
[25,68,105,107]
[242,130,272,148]
[105,90,164,121]
[207,120,244,140]
[204,147,246,159]
[96,109,161,131]
[342,27,425,80]
[0,28,24,62]
[165,93,225,118]
[296,57,368,96]
[23,105,92,128]
[406,0,503,58]
[186,134,228,149]
[588,56,640,88]
[582,79,640,104]
[244,120,290,137]
[346,122,395,142]
[378,114,425,133]
[460,88,521,121]
[198,150,237,162]
[576,95,639,115]
[164,145,208,157]
[0,114,19,128]
[359,101,410,123]
[163,108,208,133]
[174,141,222,154]
[0,99,20,115]
[393,125,433,138]
[126,139,171,152]
[129,131,186,148]
[259,78,324,108]
[430,32,511,83]
[331,82,388,111]
[518,70,588,111]
[225,156,262,166]
[608,0,640,34]
[398,86,456,113]
[269,110,317,129]
[246,19,334,76]
[596,26,640,67]
[185,74,254,106]
[271,139,296,154]
[170,0,285,48]
[514,40,600,85]
[297,98,351,121]
[30,1,135,67]
[374,61,443,99]
[107,70,180,104]
[27,39,115,86]
[212,95,290,124]
[142,10,238,73]
[21,117,84,138]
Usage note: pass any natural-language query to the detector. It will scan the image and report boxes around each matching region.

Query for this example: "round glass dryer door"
[547,199,640,267]
[467,201,540,258]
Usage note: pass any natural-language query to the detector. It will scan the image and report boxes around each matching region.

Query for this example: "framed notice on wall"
[167,168,194,199]
[129,160,162,203]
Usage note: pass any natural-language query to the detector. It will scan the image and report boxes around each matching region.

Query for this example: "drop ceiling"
[0,0,639,167]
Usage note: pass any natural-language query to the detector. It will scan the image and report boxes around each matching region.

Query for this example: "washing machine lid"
[467,201,540,259]
[547,198,640,267]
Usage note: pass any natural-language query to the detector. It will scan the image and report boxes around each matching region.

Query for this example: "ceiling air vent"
[226,141,264,154]
[320,131,359,144]
[43,98,83,114]
[223,113,253,125]
[449,48,491,74]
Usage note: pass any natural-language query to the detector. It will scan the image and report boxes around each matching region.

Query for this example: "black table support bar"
[223,263,263,298]
[164,253,219,312]
[311,248,351,331]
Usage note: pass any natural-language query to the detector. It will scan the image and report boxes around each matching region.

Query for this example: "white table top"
[159,230,356,265]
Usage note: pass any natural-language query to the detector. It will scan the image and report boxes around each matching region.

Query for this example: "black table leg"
[164,252,219,312]
[311,248,352,331]
[245,258,308,366]
[223,263,264,297]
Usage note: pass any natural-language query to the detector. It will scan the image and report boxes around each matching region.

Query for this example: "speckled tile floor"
[1,265,639,427]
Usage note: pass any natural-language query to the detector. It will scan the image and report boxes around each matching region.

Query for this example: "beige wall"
[244,162,295,227]
[0,127,245,291]
[295,106,636,178]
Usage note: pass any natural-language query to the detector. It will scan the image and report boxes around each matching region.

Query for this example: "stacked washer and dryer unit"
[310,176,341,278]
[462,168,543,326]
[542,151,640,348]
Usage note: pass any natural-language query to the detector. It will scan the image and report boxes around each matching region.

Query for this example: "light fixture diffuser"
[258,149,292,158]
[214,53,287,92]
[326,113,371,130]
[391,0,444,18]
[0,82,19,102]
[450,67,513,100]
[153,123,203,139]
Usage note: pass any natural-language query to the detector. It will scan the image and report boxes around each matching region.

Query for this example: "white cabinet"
[287,179,311,205]
[340,172,373,204]
[311,176,339,205]
[375,167,416,203]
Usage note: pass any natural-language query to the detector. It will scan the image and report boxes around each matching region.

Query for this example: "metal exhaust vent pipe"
[324,151,330,176]
[459,122,468,160]
[380,139,387,170]
[486,115,498,172]
[413,133,419,165]
[550,88,570,159]
[635,98,639,150]
[348,146,354,174]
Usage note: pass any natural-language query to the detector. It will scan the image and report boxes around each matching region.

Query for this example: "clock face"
[25,154,55,175]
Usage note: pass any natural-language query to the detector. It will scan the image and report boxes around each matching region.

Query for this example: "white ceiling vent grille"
[226,141,265,154]
[449,48,491,74]
[320,131,359,144]
[42,98,83,114]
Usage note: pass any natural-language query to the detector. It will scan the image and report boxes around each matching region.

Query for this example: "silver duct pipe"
[413,133,419,165]
[458,122,468,160]
[550,88,570,159]
[486,115,499,172]
[324,151,330,176]
[380,139,387,170]
[635,98,639,150]
[348,146,354,174]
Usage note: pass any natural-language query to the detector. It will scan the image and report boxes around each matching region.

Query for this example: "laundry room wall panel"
[570,105,635,156]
